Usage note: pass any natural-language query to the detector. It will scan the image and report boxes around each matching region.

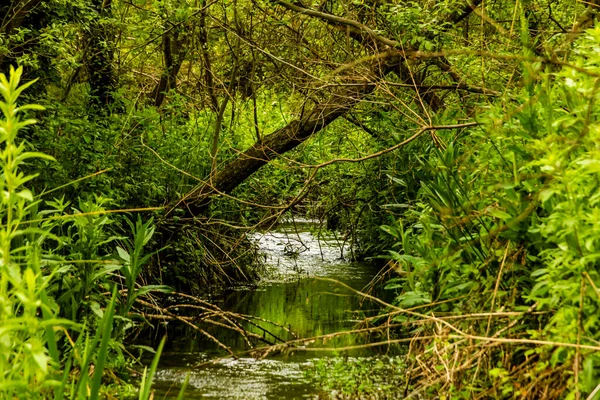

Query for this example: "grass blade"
[89,287,118,400]
[175,372,190,400]
[139,336,166,400]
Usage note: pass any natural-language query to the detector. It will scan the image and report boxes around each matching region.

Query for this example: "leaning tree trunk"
[173,0,480,221]
[179,55,403,219]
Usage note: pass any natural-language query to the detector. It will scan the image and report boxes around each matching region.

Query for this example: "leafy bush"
[379,25,600,398]
[0,65,175,399]
[0,63,66,399]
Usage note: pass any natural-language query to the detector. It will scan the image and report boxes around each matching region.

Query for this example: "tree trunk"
[88,0,118,110]
[180,56,402,218]
[150,30,187,107]
[174,0,470,220]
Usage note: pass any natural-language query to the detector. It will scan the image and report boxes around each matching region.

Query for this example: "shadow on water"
[149,222,387,399]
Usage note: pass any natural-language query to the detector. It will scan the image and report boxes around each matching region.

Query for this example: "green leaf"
[17,189,33,202]
[116,246,130,262]
[139,336,166,400]
[176,373,191,400]
[32,348,50,373]
[489,209,512,220]
[135,285,173,298]
[15,104,45,113]
[89,288,118,400]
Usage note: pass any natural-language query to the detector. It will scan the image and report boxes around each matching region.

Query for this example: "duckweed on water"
[306,357,406,399]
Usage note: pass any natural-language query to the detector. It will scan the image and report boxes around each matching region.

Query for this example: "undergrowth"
[377,26,600,398]
[306,356,405,399]
[0,66,184,399]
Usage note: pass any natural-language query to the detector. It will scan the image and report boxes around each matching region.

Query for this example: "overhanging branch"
[177,56,403,218]
[272,0,401,48]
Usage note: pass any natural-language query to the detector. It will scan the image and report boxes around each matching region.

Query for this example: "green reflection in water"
[151,226,386,399]
[163,270,380,357]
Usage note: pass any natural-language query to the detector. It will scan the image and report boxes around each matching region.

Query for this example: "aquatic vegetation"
[306,356,406,398]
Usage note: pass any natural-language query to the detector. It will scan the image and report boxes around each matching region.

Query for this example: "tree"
[175,0,487,219]
[87,0,119,110]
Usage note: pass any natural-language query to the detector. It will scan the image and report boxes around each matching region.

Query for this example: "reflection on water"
[253,222,359,279]
[152,222,382,399]
[154,358,314,399]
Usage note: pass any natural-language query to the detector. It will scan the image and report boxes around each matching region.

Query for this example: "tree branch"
[451,0,484,24]
[273,0,400,48]
[178,56,403,218]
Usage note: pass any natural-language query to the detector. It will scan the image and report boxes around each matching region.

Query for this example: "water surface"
[152,222,382,399]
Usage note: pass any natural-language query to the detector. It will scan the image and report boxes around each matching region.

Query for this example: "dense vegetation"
[3,0,600,398]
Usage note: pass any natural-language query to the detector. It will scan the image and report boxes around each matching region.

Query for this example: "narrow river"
[151,221,382,399]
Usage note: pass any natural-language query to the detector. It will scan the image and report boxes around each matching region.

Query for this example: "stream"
[151,221,382,399]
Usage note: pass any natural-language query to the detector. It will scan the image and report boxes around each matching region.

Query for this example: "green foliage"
[86,287,118,400]
[0,65,66,398]
[138,336,165,400]
[306,356,405,398]
[0,66,169,399]
[5,0,600,397]
[379,25,600,397]
[116,216,171,318]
